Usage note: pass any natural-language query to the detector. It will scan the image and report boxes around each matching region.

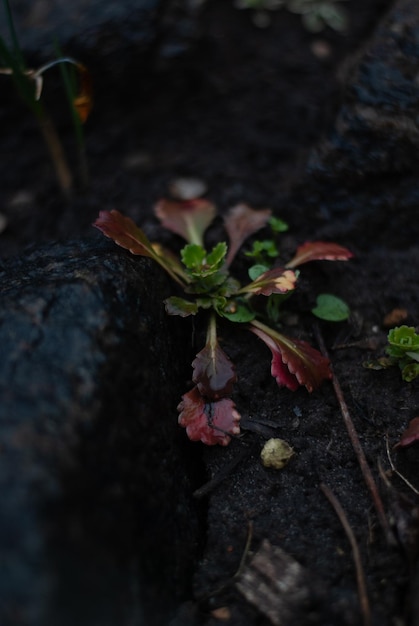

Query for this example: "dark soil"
[2,1,419,625]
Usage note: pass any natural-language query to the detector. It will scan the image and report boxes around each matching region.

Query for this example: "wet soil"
[2,1,419,625]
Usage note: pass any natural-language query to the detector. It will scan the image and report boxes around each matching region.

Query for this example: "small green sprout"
[386,326,419,382]
[247,221,350,324]
[364,326,419,382]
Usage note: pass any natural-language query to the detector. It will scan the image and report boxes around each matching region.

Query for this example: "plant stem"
[185,215,204,247]
[207,311,218,351]
[55,53,90,189]
[2,0,24,68]
[37,110,73,197]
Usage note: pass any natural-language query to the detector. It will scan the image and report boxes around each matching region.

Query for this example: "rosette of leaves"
[364,326,419,382]
[94,200,352,446]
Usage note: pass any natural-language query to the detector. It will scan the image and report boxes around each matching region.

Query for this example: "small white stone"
[261,438,294,470]
[169,177,207,200]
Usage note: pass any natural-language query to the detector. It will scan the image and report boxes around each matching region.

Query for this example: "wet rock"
[286,0,419,251]
[0,236,200,626]
[309,0,419,181]
[0,0,202,67]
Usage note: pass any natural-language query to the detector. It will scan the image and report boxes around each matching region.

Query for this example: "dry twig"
[320,483,371,626]
[315,326,395,545]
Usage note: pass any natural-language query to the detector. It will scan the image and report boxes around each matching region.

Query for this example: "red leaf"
[240,268,297,296]
[250,321,332,392]
[154,198,216,246]
[93,210,155,257]
[224,204,271,266]
[286,241,353,268]
[192,340,237,399]
[395,417,419,448]
[177,387,241,446]
[94,211,188,287]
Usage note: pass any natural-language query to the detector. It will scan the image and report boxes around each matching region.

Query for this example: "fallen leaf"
[383,308,409,328]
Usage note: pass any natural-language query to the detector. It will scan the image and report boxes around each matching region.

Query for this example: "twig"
[234,520,254,580]
[385,436,419,496]
[320,483,371,626]
[315,326,395,545]
[197,520,254,603]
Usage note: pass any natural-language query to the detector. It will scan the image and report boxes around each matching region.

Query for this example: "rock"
[309,0,419,181]
[0,236,200,626]
[286,0,419,251]
[0,0,202,67]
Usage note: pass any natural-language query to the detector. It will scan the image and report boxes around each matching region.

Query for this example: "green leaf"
[181,244,206,269]
[164,296,198,317]
[210,296,228,313]
[401,362,419,382]
[245,239,278,259]
[312,294,350,322]
[269,216,288,233]
[181,242,227,280]
[387,326,419,357]
[220,302,255,323]
[248,264,270,280]
[206,242,227,268]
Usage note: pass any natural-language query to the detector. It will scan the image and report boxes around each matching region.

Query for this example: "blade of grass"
[54,46,90,188]
[0,4,73,196]
[2,0,25,68]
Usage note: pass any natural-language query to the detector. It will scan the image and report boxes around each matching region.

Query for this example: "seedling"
[246,220,350,324]
[365,326,419,383]
[0,0,92,195]
[94,200,352,446]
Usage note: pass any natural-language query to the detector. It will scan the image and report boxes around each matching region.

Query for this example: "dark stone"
[285,0,419,251]
[0,236,201,626]
[0,0,202,68]
[309,0,419,181]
